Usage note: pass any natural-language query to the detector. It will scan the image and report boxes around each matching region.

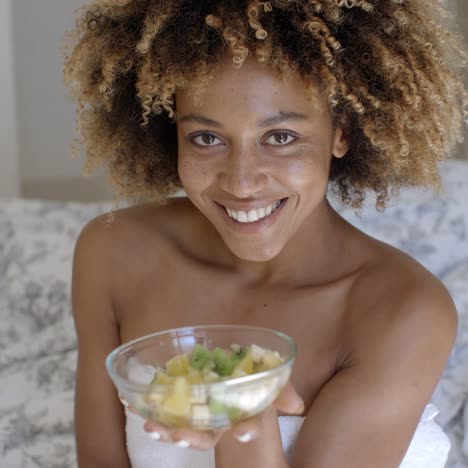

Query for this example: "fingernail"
[147,431,161,440]
[175,439,190,448]
[118,393,129,407]
[295,401,305,414]
[235,432,252,443]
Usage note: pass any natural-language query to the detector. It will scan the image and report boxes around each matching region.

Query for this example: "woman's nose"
[218,149,268,198]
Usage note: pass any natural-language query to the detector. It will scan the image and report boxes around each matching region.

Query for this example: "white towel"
[123,363,450,467]
[124,402,450,468]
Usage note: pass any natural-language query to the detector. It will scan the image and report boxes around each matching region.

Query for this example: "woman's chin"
[226,242,283,263]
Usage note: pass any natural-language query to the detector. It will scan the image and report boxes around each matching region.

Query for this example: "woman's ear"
[332,126,349,159]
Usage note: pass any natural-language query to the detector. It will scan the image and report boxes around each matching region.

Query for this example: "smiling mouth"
[220,198,288,223]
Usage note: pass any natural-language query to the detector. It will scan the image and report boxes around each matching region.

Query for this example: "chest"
[116,256,351,411]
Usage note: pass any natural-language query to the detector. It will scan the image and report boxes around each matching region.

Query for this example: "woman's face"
[176,56,348,262]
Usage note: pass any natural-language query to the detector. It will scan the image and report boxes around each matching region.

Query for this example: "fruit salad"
[143,343,284,428]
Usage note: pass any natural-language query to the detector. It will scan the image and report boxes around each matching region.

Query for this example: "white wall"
[0,0,19,199]
[11,0,112,202]
[12,0,83,180]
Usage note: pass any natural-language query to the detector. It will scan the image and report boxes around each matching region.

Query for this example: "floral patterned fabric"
[0,200,110,468]
[329,160,468,468]
[0,160,467,468]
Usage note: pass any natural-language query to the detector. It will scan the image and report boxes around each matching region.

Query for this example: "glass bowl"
[105,324,297,430]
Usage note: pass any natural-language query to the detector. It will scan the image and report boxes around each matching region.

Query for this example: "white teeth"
[247,210,259,222]
[238,211,248,222]
[224,200,284,223]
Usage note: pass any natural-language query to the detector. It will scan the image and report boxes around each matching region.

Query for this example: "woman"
[63,0,467,467]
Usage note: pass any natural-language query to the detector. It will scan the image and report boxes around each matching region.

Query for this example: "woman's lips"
[214,198,288,233]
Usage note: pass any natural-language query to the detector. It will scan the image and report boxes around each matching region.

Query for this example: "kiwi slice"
[208,398,242,420]
[212,347,234,376]
[191,344,213,370]
[208,398,226,415]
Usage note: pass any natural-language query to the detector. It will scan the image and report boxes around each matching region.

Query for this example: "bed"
[0,160,467,468]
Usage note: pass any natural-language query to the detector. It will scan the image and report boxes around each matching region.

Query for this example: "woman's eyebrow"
[178,113,221,127]
[257,111,309,128]
[178,111,309,128]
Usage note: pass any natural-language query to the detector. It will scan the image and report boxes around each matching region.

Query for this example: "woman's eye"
[191,134,223,147]
[265,132,297,146]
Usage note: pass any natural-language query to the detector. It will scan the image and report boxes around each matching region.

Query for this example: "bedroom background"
[0,1,467,468]
[0,0,468,202]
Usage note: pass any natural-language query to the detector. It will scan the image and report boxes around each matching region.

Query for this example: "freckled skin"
[176,55,348,265]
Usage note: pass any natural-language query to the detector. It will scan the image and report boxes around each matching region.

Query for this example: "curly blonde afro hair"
[62,0,468,210]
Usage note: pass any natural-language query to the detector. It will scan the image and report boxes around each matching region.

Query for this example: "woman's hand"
[133,380,304,450]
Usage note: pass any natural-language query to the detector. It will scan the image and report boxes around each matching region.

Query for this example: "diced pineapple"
[263,351,283,368]
[152,368,175,385]
[256,351,284,372]
[234,351,254,374]
[174,376,189,393]
[249,344,267,361]
[231,367,248,378]
[166,354,190,376]
[162,377,191,416]
[186,368,204,384]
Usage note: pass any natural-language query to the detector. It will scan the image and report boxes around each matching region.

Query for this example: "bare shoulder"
[74,197,207,304]
[76,197,196,263]
[291,238,457,468]
[81,197,193,243]
[346,238,458,360]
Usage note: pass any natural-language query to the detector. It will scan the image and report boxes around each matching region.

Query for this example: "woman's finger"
[144,420,173,443]
[170,426,228,450]
[143,420,229,450]
[273,380,305,415]
[230,413,263,443]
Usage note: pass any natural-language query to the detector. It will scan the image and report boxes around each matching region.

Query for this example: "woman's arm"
[289,277,457,468]
[72,217,131,468]
[214,275,456,468]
